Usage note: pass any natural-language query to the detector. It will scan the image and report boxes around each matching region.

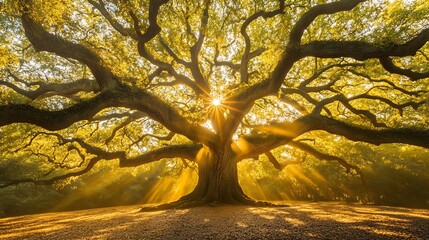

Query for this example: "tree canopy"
[0,0,429,210]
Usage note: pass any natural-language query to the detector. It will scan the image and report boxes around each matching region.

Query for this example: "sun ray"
[212,99,221,106]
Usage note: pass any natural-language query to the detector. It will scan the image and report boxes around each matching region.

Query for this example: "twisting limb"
[88,0,200,93]
[313,94,388,128]
[119,144,202,167]
[0,85,216,147]
[265,151,282,170]
[312,114,429,148]
[222,0,367,140]
[19,6,119,90]
[347,69,426,96]
[239,0,285,83]
[87,0,137,39]
[379,57,429,81]
[104,116,136,144]
[289,0,366,45]
[1,73,98,100]
[0,90,119,130]
[349,94,425,116]
[130,132,175,146]
[150,1,211,93]
[299,62,363,89]
[129,2,202,95]
[46,132,199,168]
[0,130,201,188]
[188,0,211,92]
[313,90,426,124]
[288,141,361,174]
[299,28,429,60]
[240,113,429,160]
[281,88,332,116]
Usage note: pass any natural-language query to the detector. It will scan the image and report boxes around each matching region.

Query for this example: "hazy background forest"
[2,127,429,217]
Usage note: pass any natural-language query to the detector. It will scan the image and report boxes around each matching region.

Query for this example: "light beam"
[212,99,221,106]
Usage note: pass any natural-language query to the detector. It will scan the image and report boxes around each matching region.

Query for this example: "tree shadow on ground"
[1,202,429,239]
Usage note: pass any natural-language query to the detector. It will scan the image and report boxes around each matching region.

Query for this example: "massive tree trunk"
[141,146,256,210]
[182,146,248,204]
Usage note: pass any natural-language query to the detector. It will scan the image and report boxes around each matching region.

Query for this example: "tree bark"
[179,146,249,204]
[140,146,258,211]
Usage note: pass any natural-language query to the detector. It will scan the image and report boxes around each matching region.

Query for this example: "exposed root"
[233,194,289,208]
[139,195,289,212]
[139,199,207,212]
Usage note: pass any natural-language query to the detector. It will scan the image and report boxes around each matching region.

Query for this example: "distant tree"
[1,0,428,209]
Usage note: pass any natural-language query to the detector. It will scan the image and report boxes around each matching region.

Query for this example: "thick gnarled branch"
[1,74,98,100]
[289,141,361,174]
[347,69,426,96]
[119,144,202,167]
[242,114,429,160]
[289,0,365,45]
[222,1,367,137]
[0,86,216,147]
[0,132,200,188]
[188,0,211,92]
[87,0,137,39]
[299,28,429,61]
[239,0,285,83]
[379,57,429,81]
[0,90,118,130]
[20,12,119,90]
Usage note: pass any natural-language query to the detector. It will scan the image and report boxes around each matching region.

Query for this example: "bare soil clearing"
[1,202,429,239]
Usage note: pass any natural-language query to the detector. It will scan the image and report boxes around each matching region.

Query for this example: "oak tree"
[1,0,428,209]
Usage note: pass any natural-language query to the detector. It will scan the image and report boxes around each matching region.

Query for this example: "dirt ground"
[1,202,429,239]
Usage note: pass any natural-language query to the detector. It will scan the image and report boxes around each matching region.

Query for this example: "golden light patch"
[212,99,221,106]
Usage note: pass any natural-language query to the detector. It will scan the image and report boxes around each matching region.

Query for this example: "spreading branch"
[1,73,98,100]
[20,11,119,90]
[288,141,361,175]
[265,151,283,170]
[129,1,203,95]
[298,62,363,89]
[299,28,429,61]
[347,69,426,96]
[289,0,365,45]
[379,57,429,81]
[0,131,201,188]
[239,0,285,83]
[188,0,211,92]
[0,90,118,130]
[242,114,429,159]
[87,0,137,39]
[119,144,202,167]
[0,85,216,147]
[222,1,368,139]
